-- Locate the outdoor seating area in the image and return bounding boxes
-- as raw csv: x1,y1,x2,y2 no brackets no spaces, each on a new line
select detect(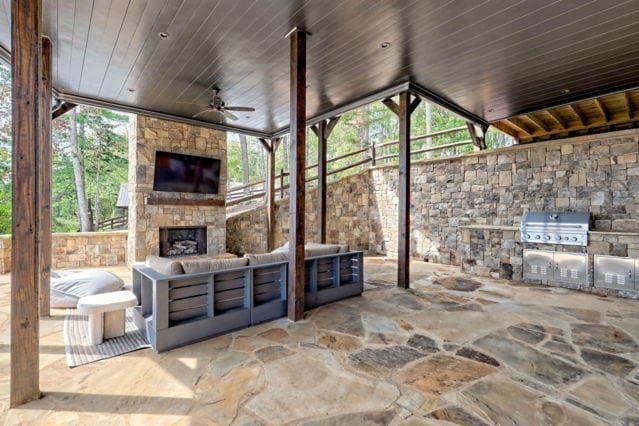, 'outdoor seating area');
1,1,639,423
1,260,638,423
